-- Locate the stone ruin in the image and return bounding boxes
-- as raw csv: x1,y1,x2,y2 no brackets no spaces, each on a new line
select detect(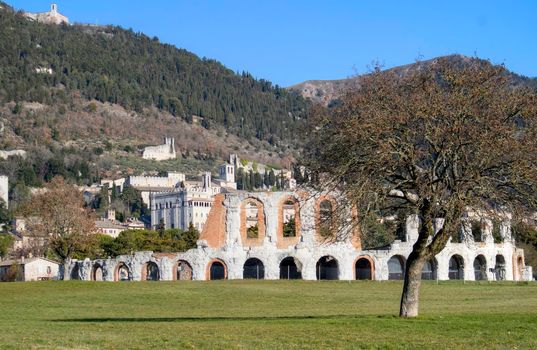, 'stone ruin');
70,190,533,282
